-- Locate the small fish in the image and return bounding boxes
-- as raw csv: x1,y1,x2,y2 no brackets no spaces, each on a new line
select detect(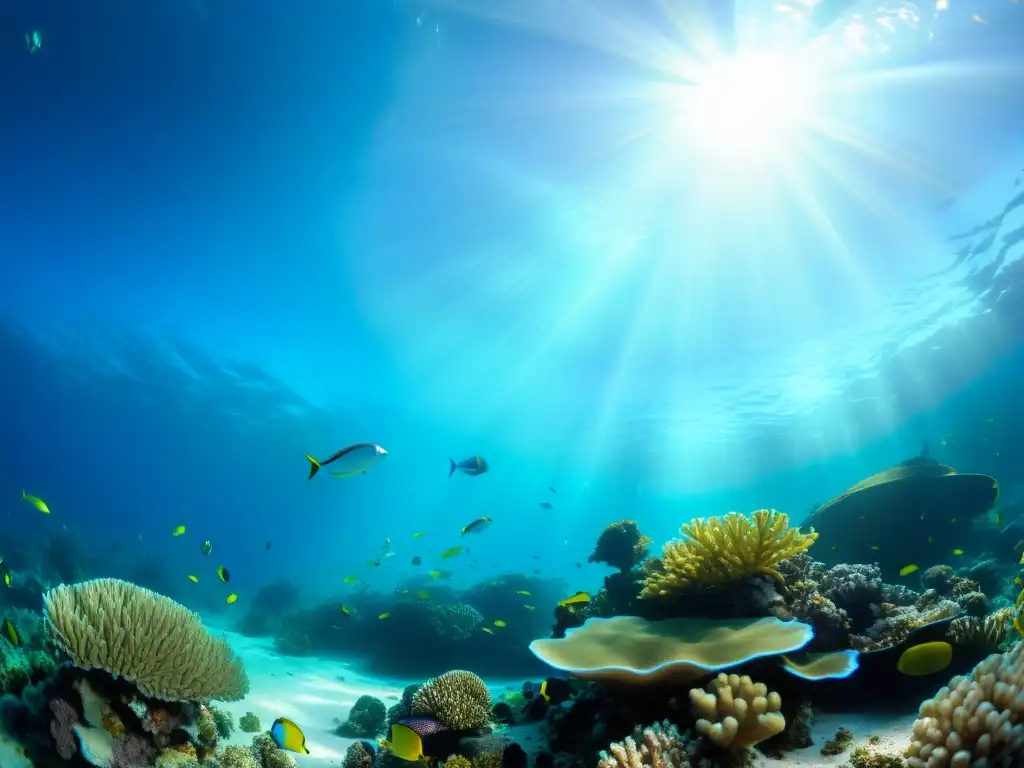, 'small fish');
481,627,495,635
995,512,1003,525
870,545,879,551
831,545,838,551
367,559,381,568
266,541,272,550
25,30,42,53
187,574,199,583
539,502,553,510
575,562,581,568
516,590,531,596
952,549,965,556
21,491,49,515
972,13,986,23
389,718,446,761
448,455,489,478
523,678,572,705
548,487,556,493
524,605,536,611
951,518,957,524
461,517,493,535
397,588,409,595
378,612,391,620
411,556,422,566
217,565,230,583
429,569,442,579
1,618,20,647
304,443,388,480
897,641,953,676
172,525,186,537
558,591,590,608
441,546,464,559
928,536,934,543
416,591,431,599
412,531,425,539
920,513,926,521
340,605,350,615
0,561,11,589
900,564,919,576
344,576,359,584
200,540,213,556
494,620,506,627
270,717,310,755
226,593,238,604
